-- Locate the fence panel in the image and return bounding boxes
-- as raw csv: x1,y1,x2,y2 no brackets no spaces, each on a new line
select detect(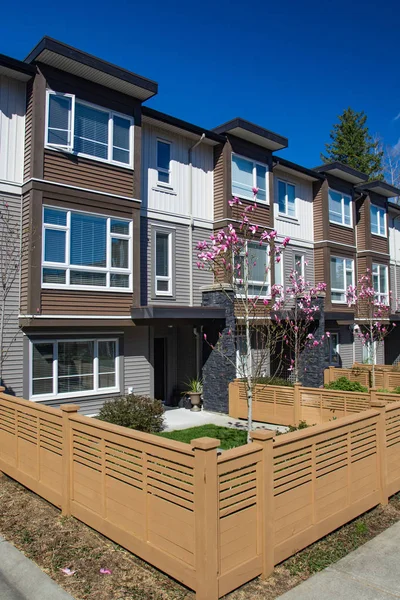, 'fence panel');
0,392,63,506
229,381,295,425
217,445,263,597
385,403,400,497
300,388,371,425
272,410,381,564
